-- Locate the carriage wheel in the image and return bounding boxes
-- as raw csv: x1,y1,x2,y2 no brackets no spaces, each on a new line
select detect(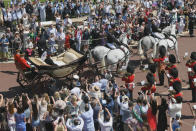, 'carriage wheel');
17,72,30,88
31,74,54,95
